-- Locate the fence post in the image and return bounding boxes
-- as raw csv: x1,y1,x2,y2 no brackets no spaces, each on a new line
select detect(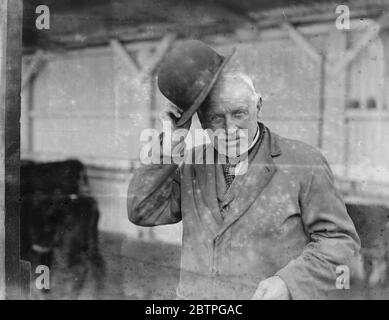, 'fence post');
0,0,23,300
